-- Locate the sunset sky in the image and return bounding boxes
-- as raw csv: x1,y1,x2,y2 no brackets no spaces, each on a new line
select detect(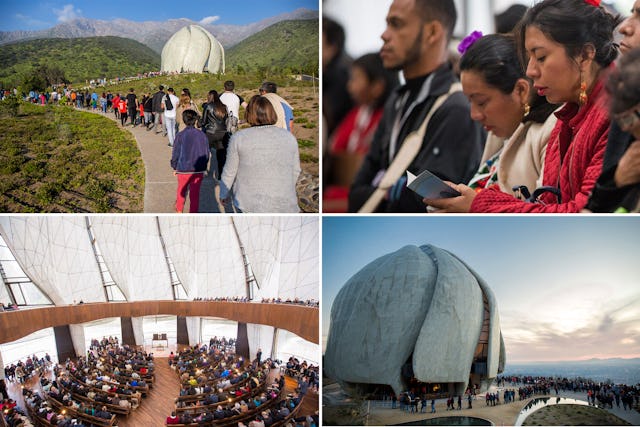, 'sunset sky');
322,216,640,364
